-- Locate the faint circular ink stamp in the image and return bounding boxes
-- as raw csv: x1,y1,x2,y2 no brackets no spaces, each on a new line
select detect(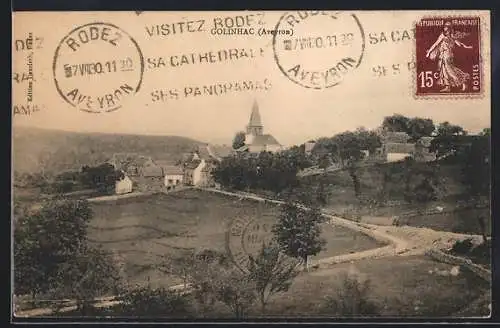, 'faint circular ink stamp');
53,22,145,113
225,215,275,272
272,11,366,89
